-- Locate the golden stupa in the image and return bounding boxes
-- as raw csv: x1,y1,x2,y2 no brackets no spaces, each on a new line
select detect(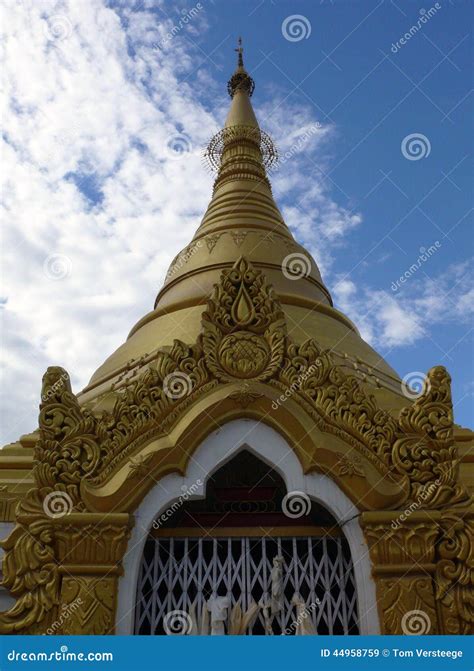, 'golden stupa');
82,43,401,412
0,42,472,636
